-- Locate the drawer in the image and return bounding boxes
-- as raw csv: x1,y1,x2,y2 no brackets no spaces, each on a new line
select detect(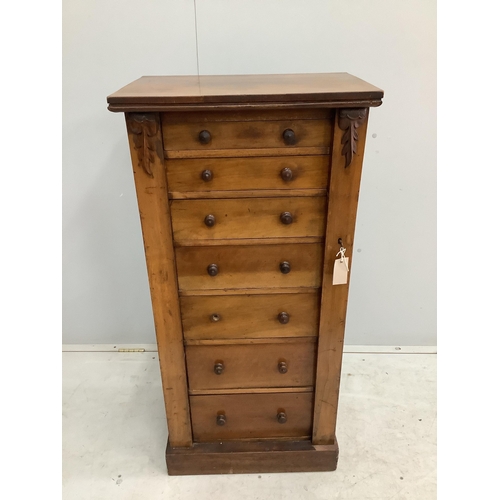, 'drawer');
176,243,323,291
185,341,316,391
190,392,314,442
162,112,332,152
171,197,327,243
180,293,320,340
166,156,330,194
